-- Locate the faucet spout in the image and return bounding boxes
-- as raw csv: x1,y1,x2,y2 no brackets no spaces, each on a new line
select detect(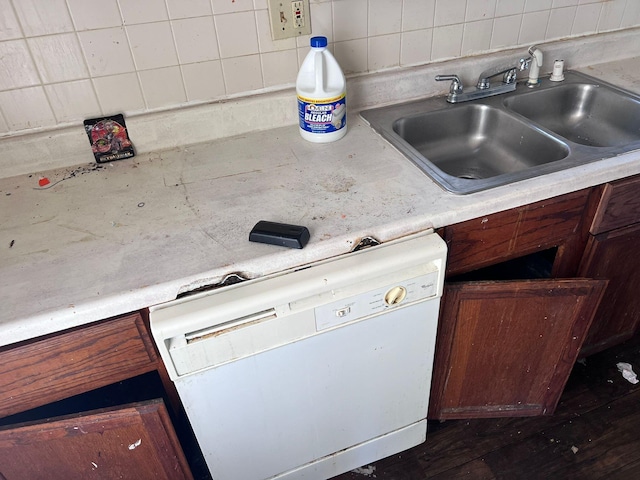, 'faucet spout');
476,56,531,90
